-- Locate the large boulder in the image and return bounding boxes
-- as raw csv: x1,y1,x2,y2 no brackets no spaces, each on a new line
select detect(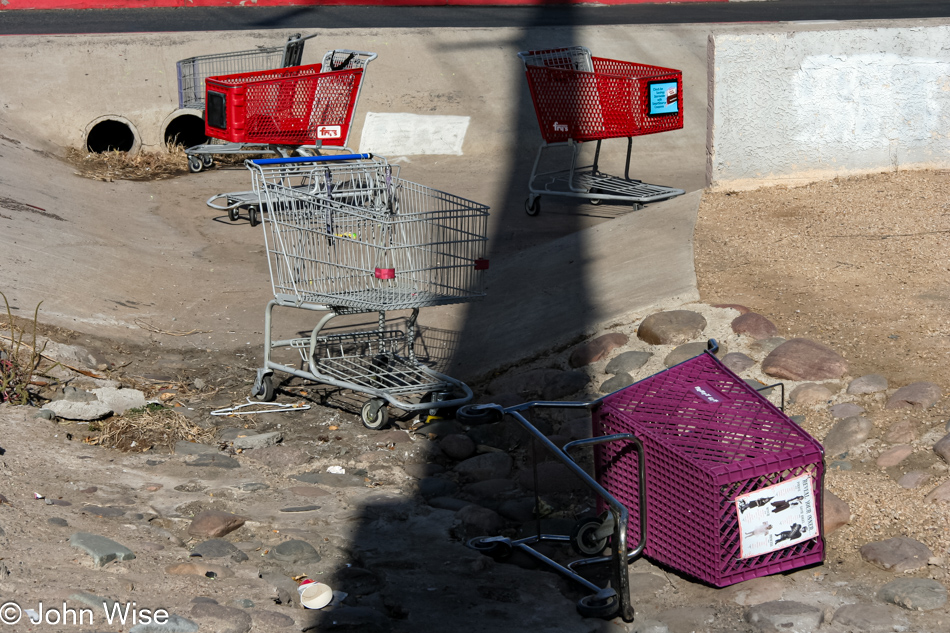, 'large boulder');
761,339,847,381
